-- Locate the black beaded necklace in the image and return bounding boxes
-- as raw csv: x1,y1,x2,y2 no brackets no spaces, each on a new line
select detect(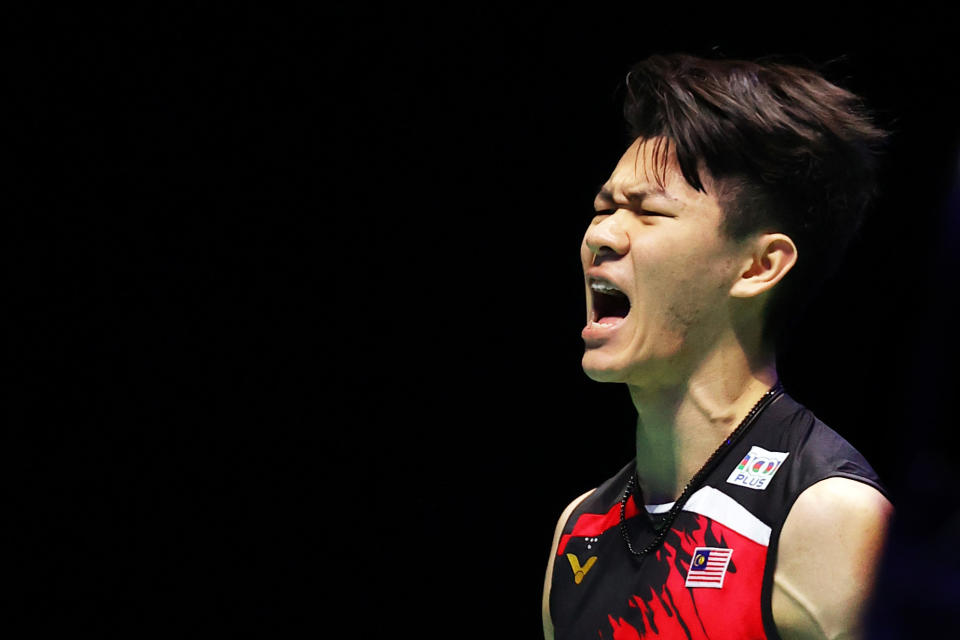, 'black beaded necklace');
618,382,784,559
